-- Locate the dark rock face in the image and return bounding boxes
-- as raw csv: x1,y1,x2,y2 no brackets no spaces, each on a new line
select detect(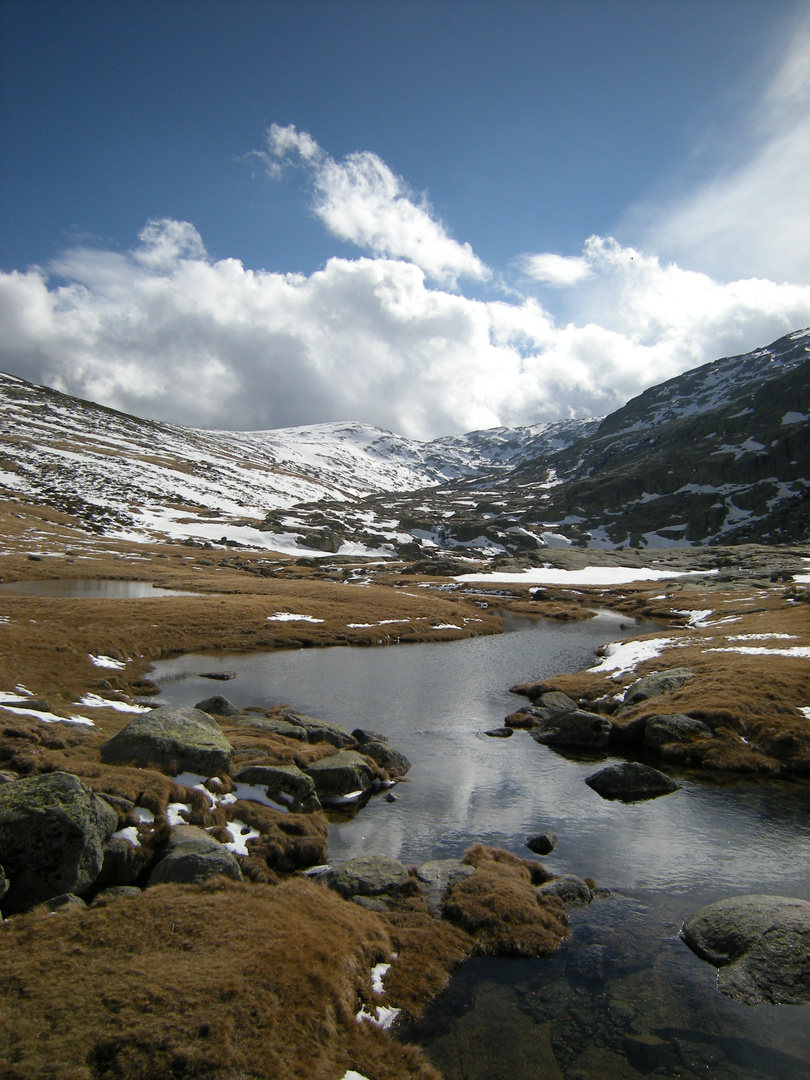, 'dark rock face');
99,706,234,776
354,736,411,775
536,874,592,908
643,713,713,750
485,727,514,738
680,894,810,1004
233,764,321,813
147,824,243,887
585,761,681,802
194,695,242,717
305,750,377,803
0,772,118,913
623,668,695,708
530,709,612,749
526,831,558,856
415,859,475,917
282,711,356,748
318,855,410,899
